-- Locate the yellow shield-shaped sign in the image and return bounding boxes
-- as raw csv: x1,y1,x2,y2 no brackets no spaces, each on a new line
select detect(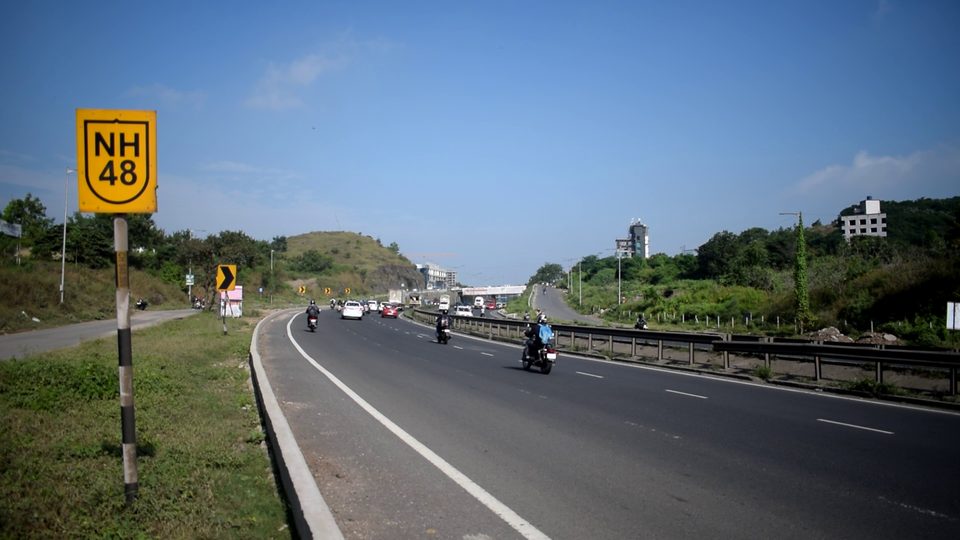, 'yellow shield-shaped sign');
76,109,157,213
